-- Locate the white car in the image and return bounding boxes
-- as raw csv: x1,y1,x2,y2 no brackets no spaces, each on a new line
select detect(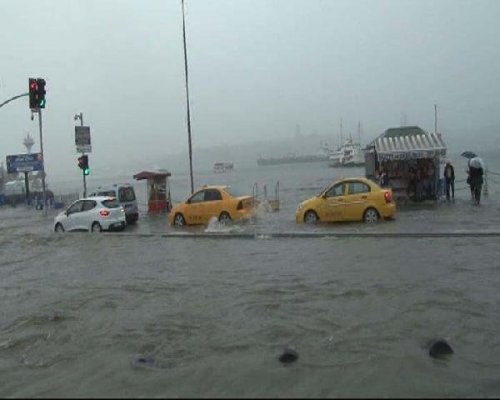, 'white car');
54,196,126,232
